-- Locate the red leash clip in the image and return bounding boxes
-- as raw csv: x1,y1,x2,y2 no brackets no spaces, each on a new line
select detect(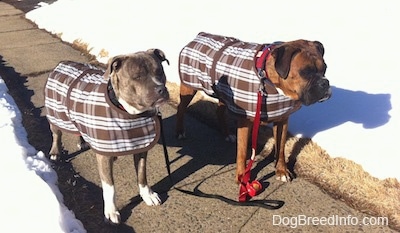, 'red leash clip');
238,91,263,202
246,180,262,197
239,180,263,202
238,152,263,202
